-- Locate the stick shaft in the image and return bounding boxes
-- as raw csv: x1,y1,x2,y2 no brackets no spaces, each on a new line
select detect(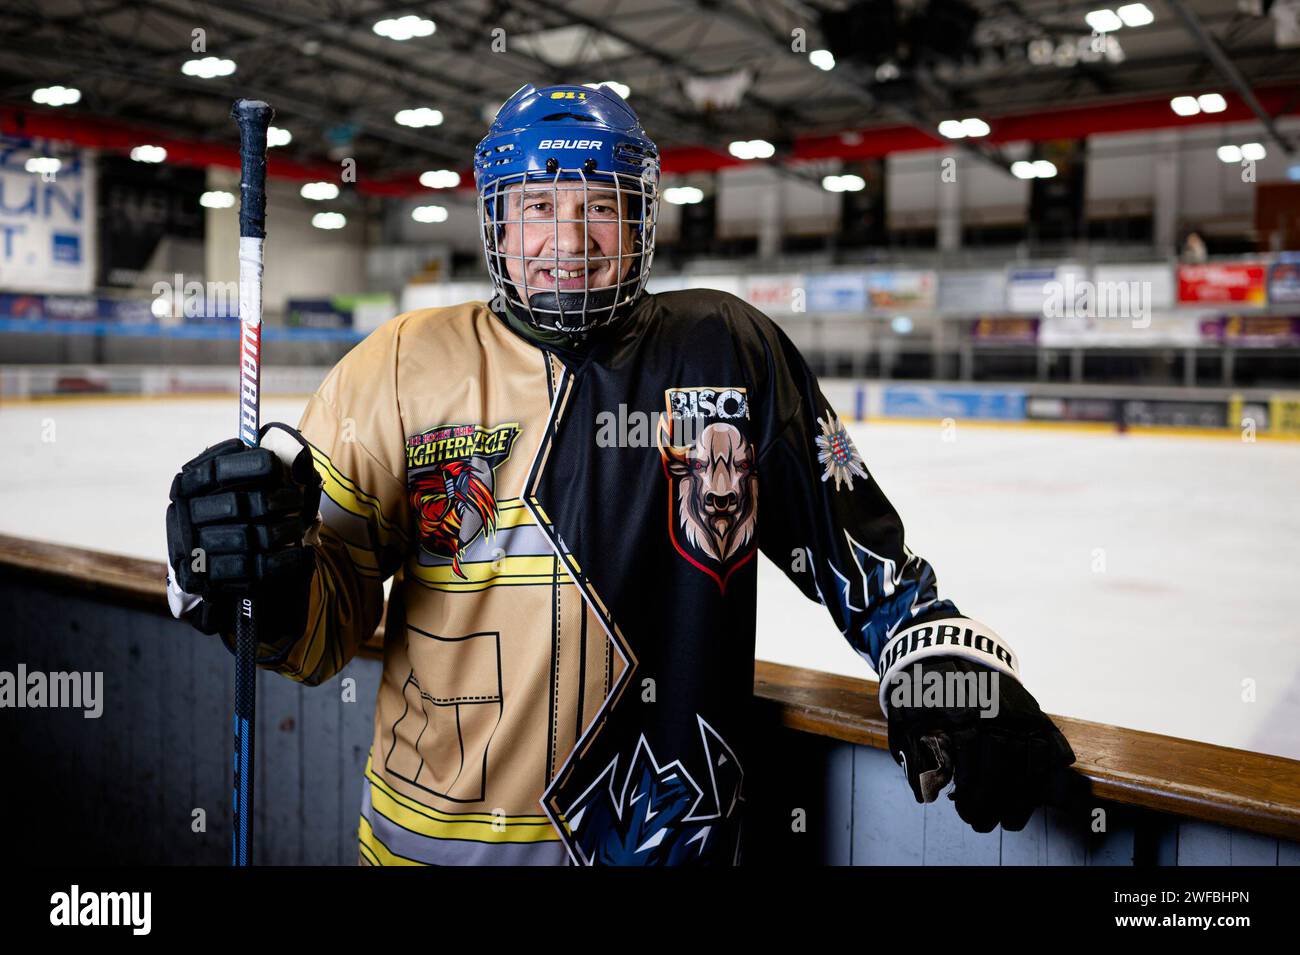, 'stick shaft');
231,97,273,867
